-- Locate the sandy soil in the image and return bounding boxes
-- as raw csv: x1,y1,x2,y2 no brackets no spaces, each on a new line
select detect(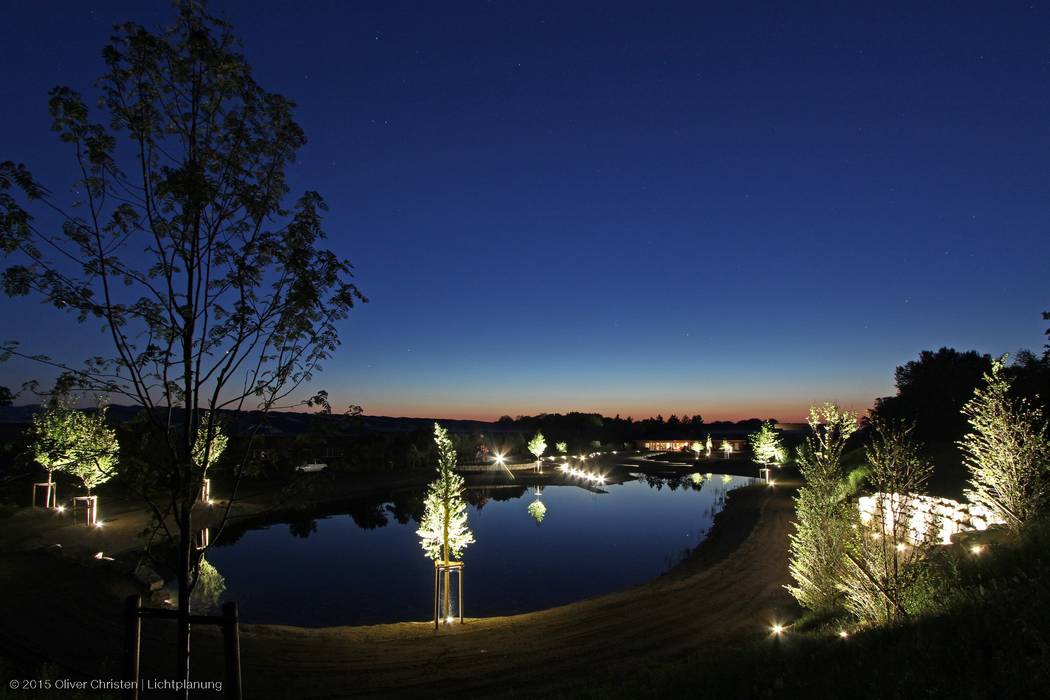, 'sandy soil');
0,476,799,698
